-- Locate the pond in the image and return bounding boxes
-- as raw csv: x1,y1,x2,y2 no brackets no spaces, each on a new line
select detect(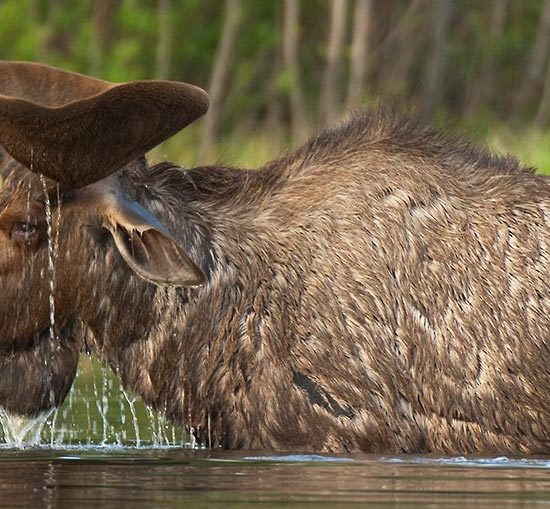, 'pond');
1,358,550,508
